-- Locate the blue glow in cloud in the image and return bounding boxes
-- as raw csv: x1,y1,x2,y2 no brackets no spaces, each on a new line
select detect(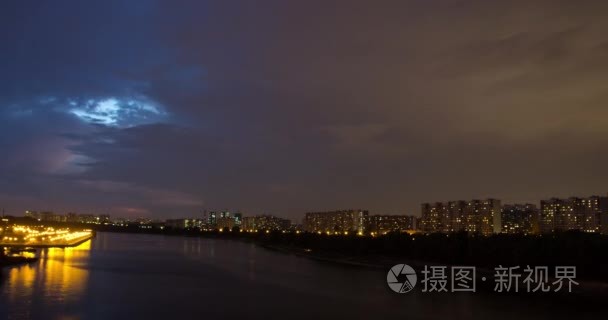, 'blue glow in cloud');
68,97,167,127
